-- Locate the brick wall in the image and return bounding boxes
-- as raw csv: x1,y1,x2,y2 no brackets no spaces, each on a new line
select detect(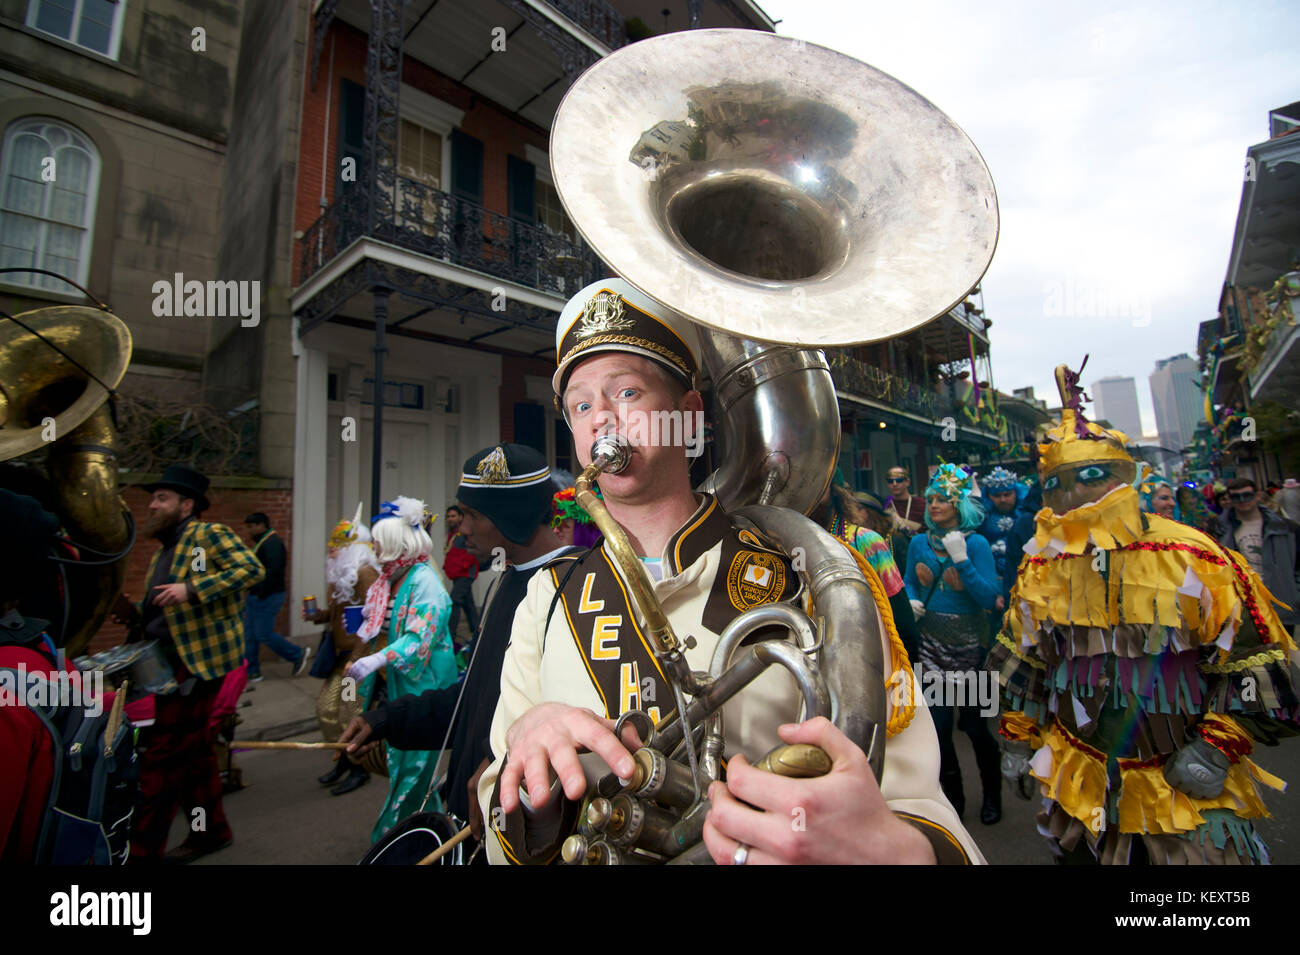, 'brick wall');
89,485,295,657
